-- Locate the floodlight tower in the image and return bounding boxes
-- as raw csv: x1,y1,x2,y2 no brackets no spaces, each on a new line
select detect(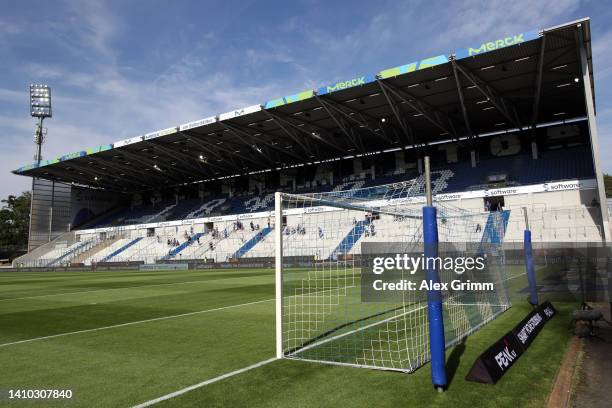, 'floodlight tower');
27,84,52,252
29,84,52,164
